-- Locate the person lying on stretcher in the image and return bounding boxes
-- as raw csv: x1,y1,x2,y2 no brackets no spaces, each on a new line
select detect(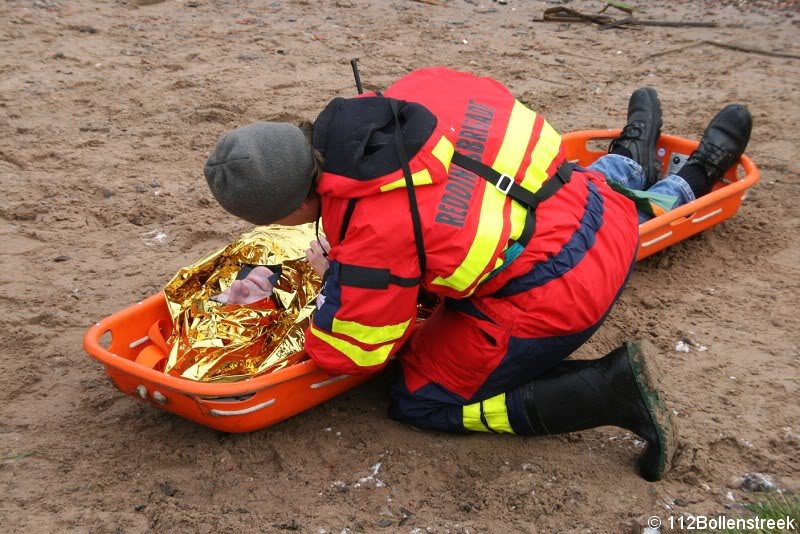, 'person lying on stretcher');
203,68,752,482
212,235,331,305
